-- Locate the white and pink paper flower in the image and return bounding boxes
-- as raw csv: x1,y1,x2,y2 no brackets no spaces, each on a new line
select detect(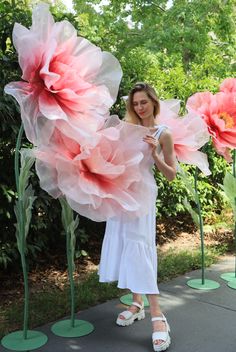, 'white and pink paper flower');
157,100,211,175
220,78,236,93
4,2,122,145
187,85,236,162
33,119,155,221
